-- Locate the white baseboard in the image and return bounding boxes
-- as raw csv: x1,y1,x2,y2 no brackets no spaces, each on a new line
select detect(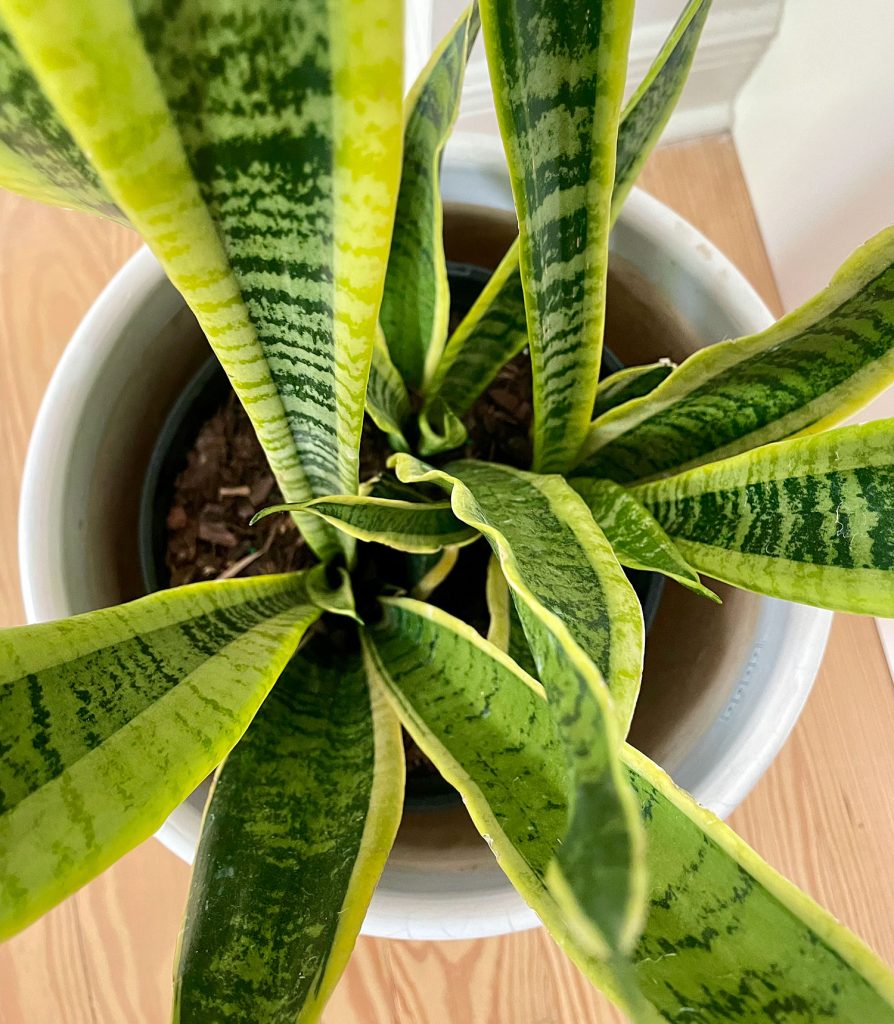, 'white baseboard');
406,0,784,144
